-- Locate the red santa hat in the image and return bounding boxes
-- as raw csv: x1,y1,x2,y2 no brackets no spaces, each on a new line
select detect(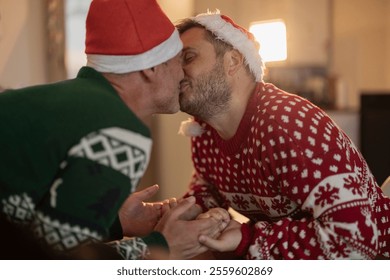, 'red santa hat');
85,0,183,73
191,11,264,82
